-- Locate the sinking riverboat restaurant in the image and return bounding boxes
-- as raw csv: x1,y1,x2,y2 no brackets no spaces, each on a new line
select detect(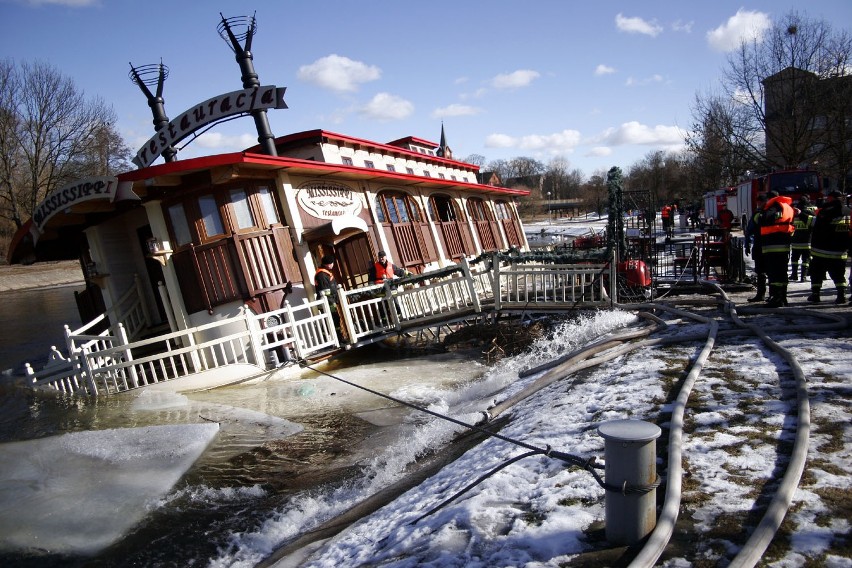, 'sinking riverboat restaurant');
7,16,615,396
